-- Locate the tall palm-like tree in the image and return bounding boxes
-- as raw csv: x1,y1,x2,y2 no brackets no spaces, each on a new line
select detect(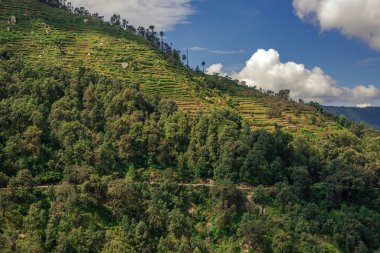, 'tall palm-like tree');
122,19,128,30
149,25,155,32
159,31,164,50
110,14,121,26
137,26,145,37
201,61,206,73
148,25,156,41
186,48,189,67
